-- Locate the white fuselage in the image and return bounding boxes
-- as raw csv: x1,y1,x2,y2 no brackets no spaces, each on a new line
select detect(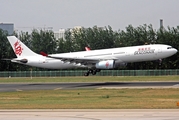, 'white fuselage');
12,44,177,69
